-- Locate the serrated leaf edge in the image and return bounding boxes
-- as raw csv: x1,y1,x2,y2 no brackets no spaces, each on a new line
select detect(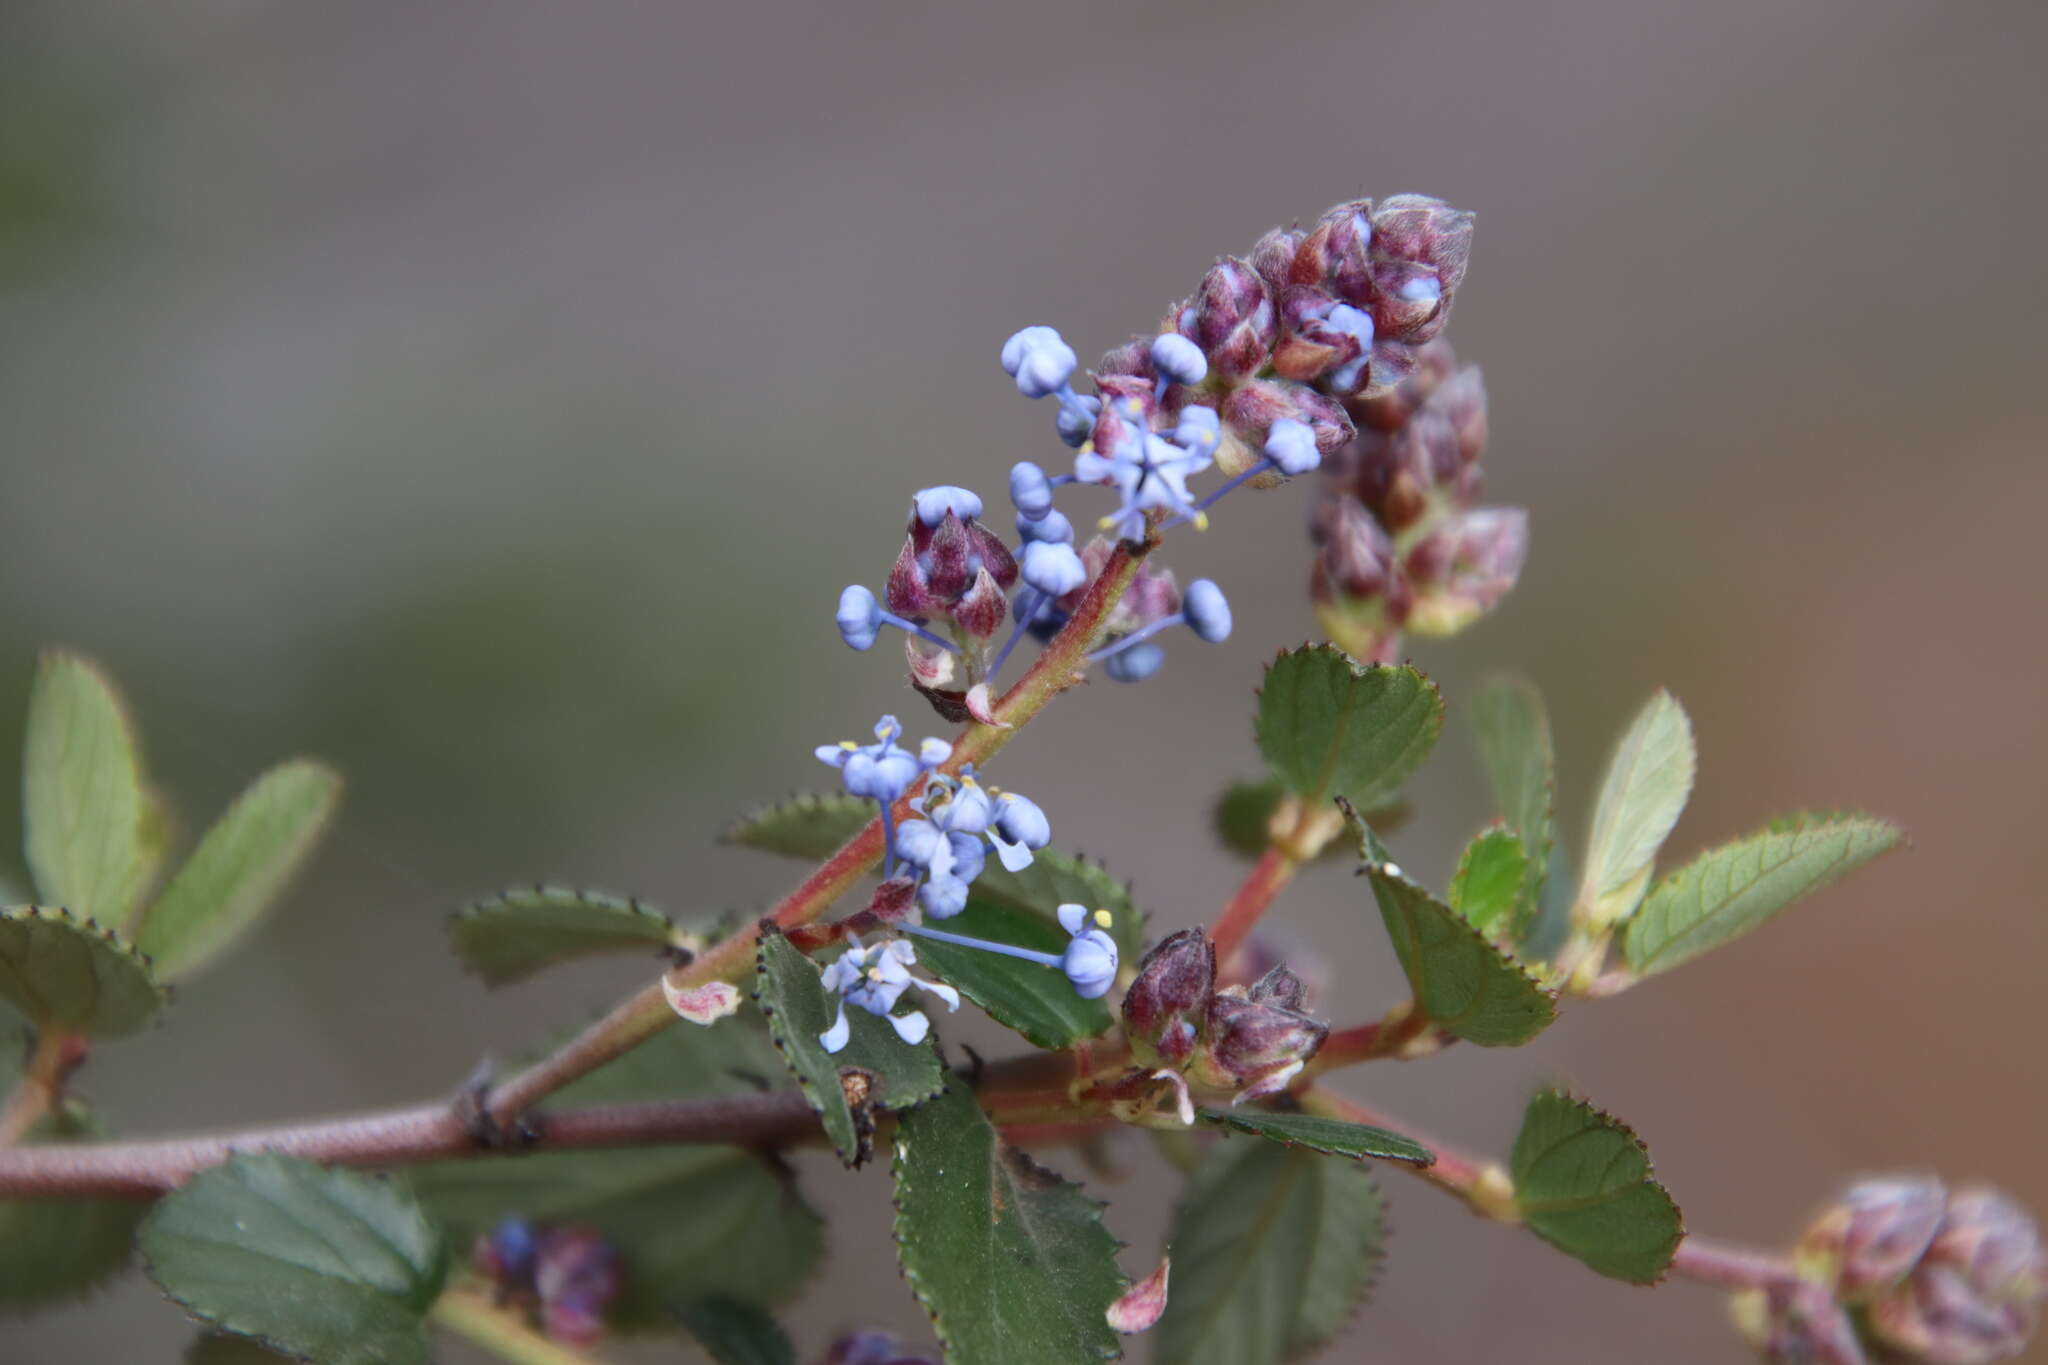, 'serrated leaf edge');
1511,1088,1685,1286
0,904,169,1030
